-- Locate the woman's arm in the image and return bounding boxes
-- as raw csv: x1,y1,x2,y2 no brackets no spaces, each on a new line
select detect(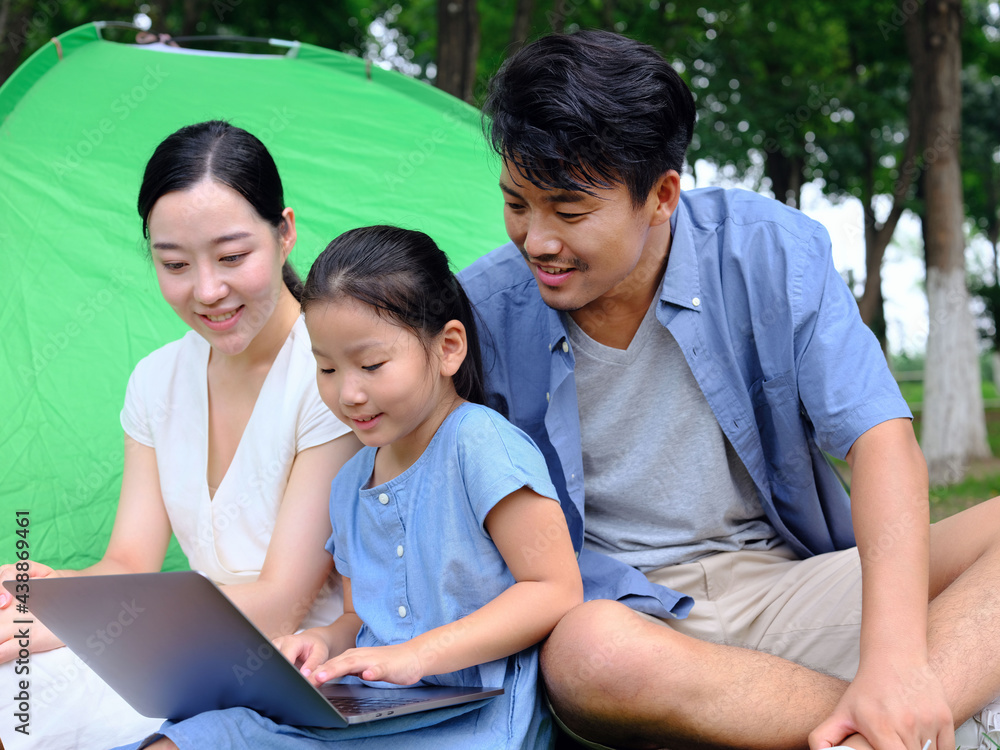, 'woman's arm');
218,432,362,639
275,576,363,680
311,487,583,685
0,435,174,661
